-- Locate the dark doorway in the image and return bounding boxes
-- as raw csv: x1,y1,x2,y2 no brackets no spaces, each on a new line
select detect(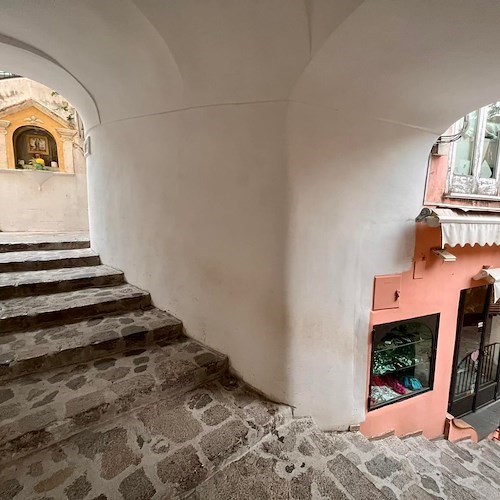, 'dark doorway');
449,285,500,417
